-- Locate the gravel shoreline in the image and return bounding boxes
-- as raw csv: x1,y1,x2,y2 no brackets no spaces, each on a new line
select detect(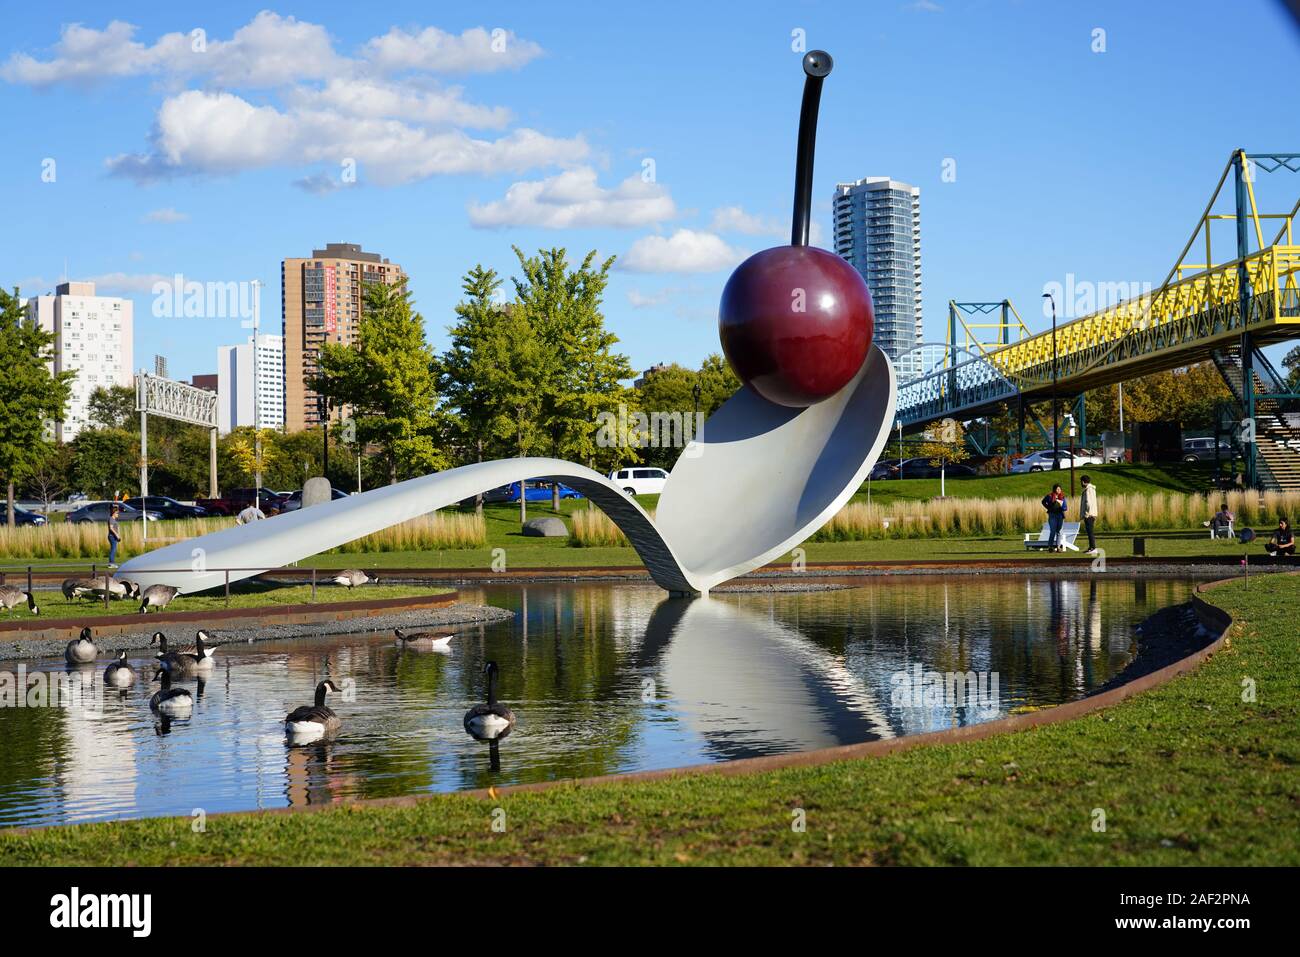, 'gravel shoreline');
0,603,514,663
